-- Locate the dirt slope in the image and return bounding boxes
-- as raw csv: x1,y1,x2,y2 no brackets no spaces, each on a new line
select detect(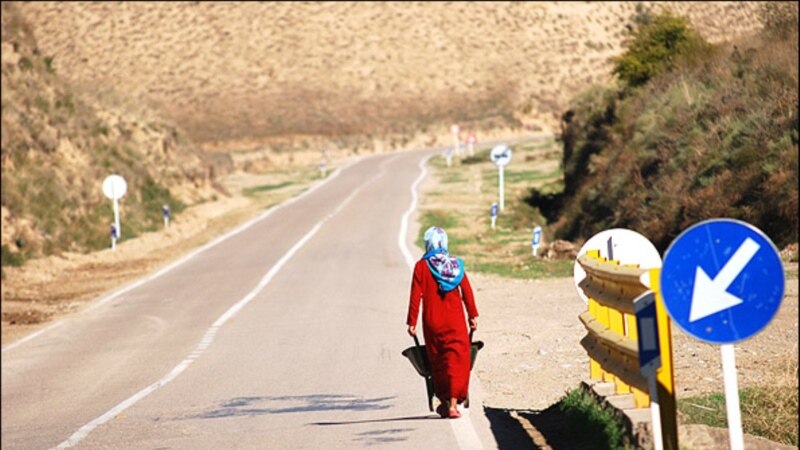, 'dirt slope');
16,2,765,147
